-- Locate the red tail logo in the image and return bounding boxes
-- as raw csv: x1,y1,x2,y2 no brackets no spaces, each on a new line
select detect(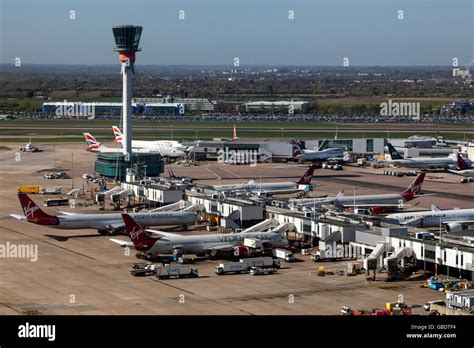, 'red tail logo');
232,125,238,140
18,193,59,225
112,126,123,143
457,154,469,170
401,173,425,201
83,133,101,151
290,139,302,158
121,214,157,251
296,164,317,185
